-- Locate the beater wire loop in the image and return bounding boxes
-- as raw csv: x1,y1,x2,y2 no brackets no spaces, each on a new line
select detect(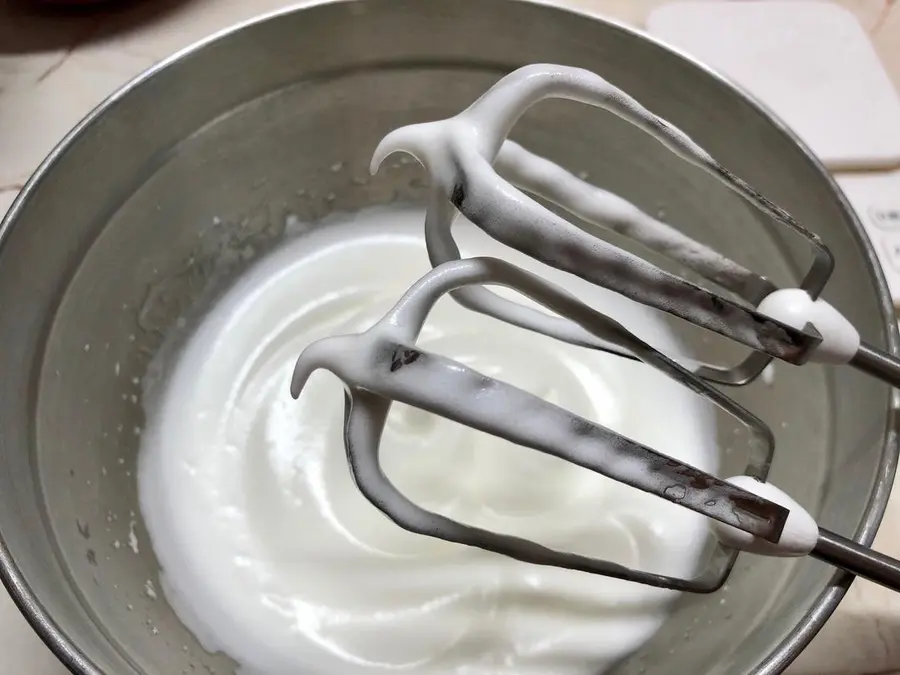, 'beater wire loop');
292,257,782,592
